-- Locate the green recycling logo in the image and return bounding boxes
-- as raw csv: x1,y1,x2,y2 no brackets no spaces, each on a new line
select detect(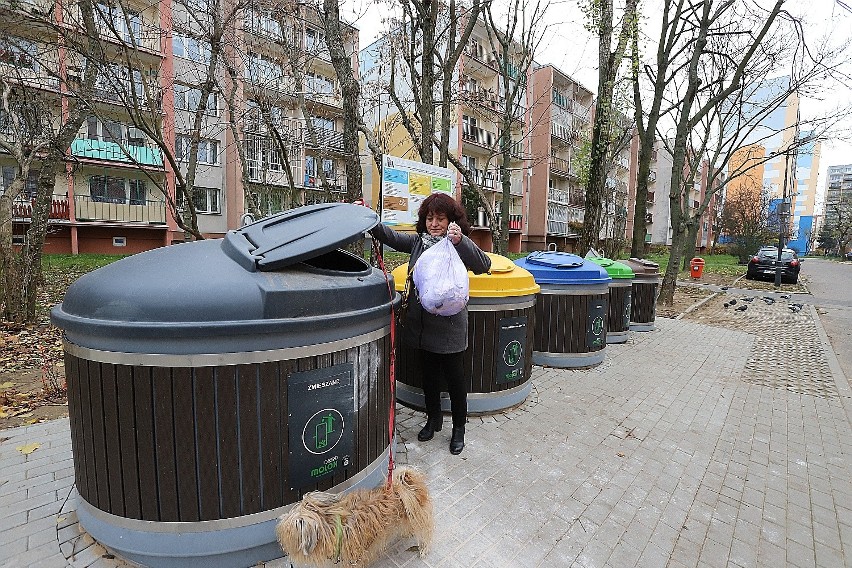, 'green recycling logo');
591,315,604,337
303,409,345,455
503,340,523,367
